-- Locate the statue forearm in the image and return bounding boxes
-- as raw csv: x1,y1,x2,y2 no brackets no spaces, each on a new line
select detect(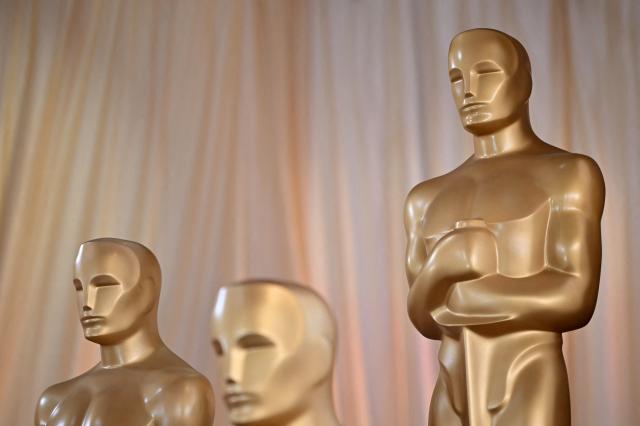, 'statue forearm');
408,270,444,339
407,227,498,339
435,268,598,332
